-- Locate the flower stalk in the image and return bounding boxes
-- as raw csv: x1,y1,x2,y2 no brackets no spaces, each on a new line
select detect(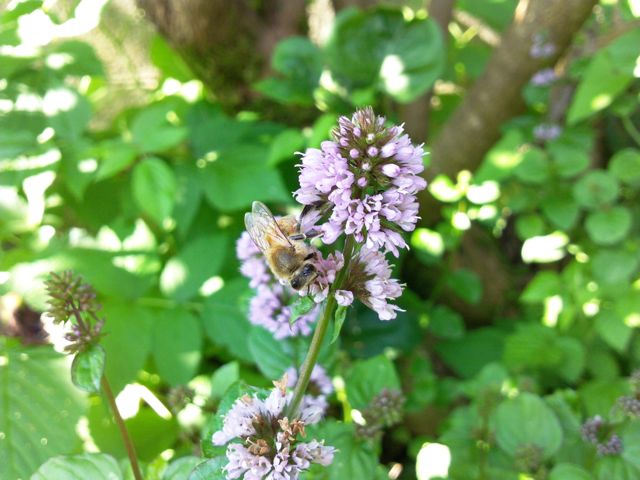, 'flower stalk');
287,235,356,418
